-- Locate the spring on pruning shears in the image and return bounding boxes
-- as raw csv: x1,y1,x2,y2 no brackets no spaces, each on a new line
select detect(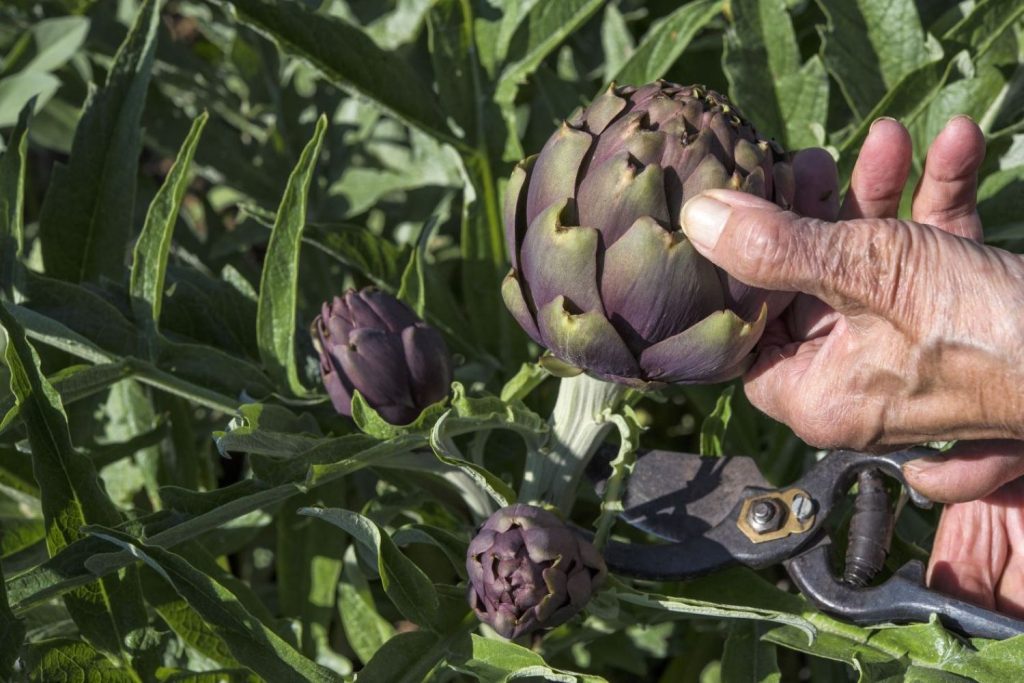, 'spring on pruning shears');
843,469,895,586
